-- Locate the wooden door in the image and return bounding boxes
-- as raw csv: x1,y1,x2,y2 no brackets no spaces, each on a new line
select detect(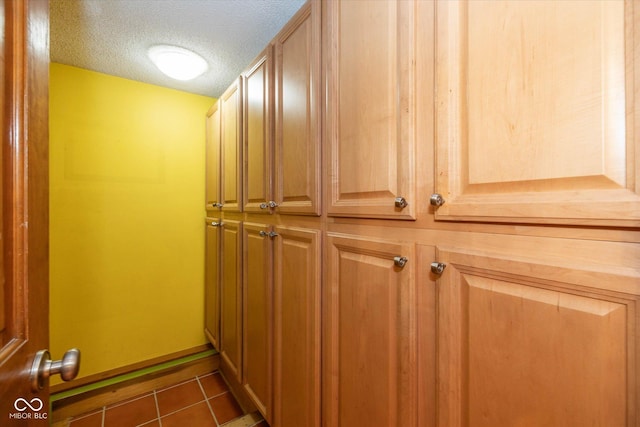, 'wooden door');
220,78,243,212
204,218,222,350
436,247,639,426
0,0,51,424
205,102,221,211
434,0,640,226
243,47,274,214
273,226,321,427
324,0,417,220
274,0,321,216
220,220,243,382
324,233,421,426
242,223,273,420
